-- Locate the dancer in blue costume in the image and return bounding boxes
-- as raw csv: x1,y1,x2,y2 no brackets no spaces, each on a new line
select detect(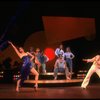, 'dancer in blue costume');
8,41,39,92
